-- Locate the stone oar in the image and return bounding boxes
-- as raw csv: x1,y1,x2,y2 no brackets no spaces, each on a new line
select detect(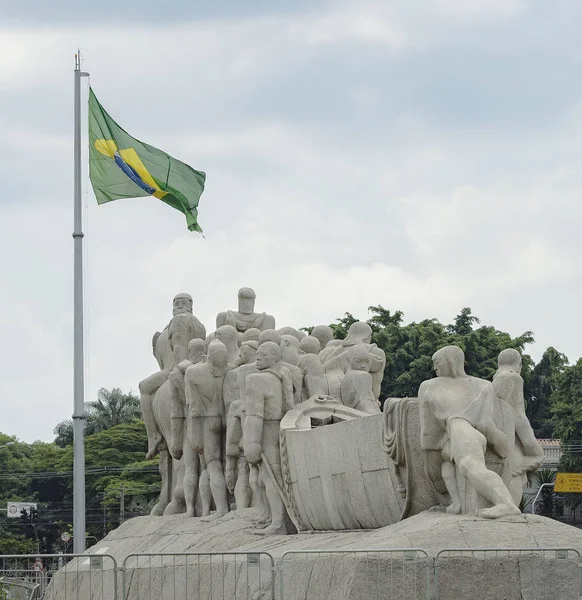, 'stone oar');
260,452,303,532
